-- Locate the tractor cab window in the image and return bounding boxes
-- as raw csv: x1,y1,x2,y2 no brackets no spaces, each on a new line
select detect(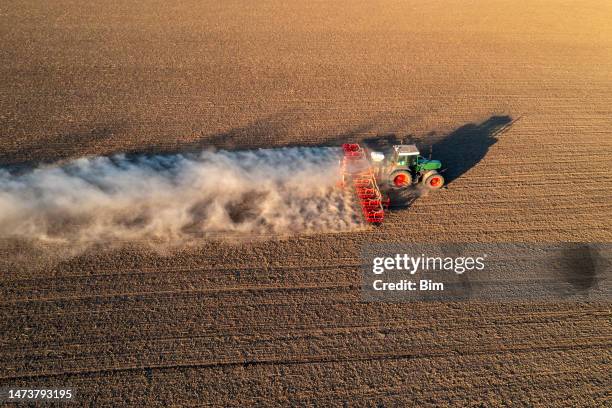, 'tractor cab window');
397,156,408,166
401,155,417,166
